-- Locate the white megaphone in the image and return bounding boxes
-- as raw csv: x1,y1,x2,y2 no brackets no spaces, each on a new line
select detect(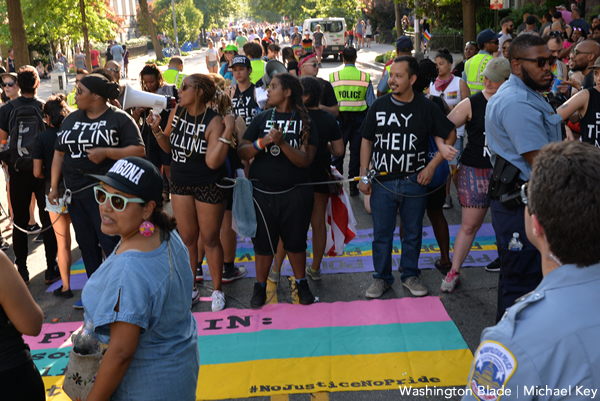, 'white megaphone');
122,84,177,115
261,60,288,89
